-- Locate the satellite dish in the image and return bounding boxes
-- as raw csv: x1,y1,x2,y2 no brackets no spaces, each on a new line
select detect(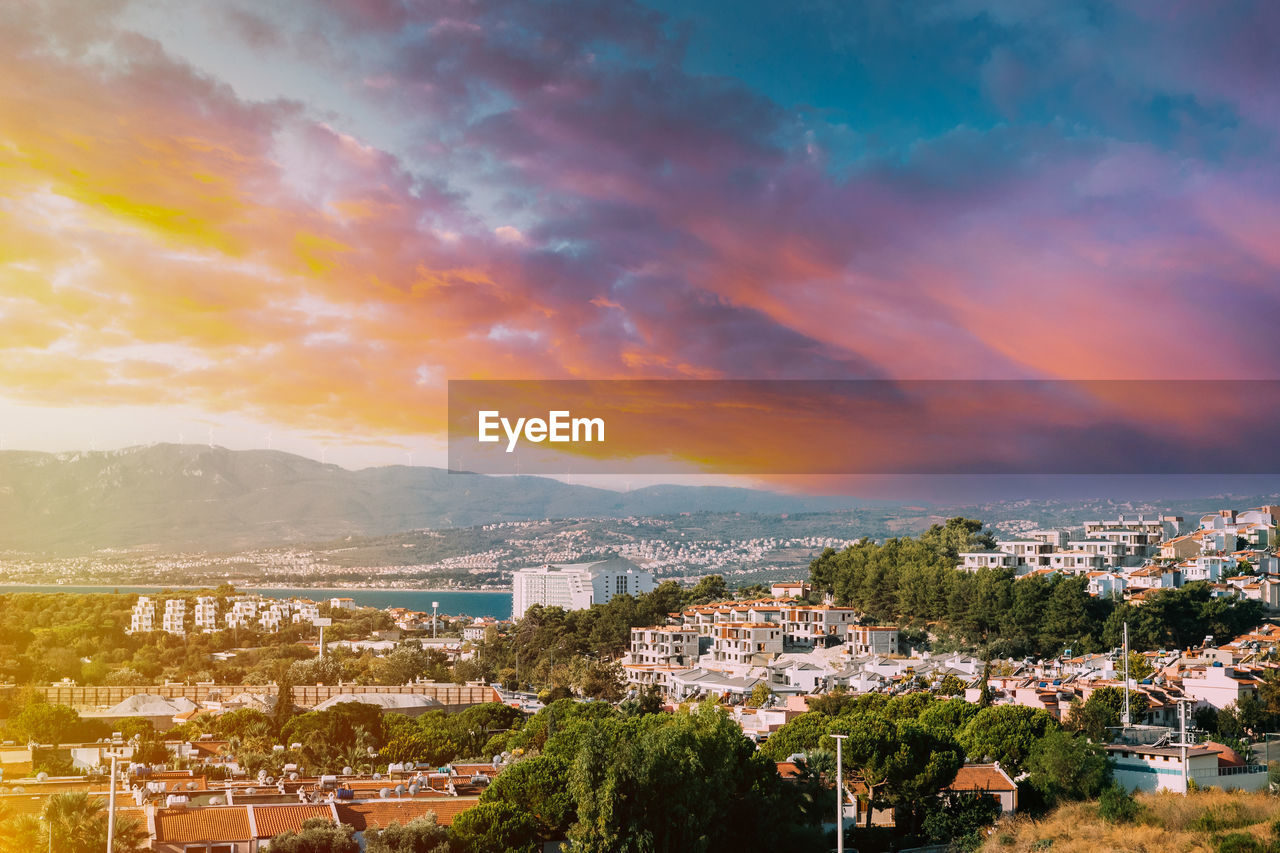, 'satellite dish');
289,772,299,781
408,784,419,795
245,787,256,795
36,772,48,782
343,766,353,776
373,772,382,780
209,796,223,805
379,787,390,798
394,784,405,796
187,782,198,790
